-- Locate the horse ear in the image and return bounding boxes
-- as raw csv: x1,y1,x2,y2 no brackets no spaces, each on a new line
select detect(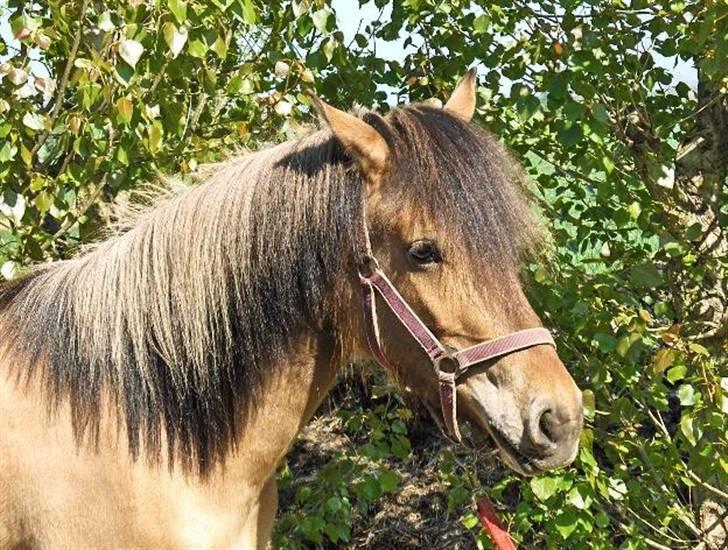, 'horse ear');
444,68,477,122
310,96,390,180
